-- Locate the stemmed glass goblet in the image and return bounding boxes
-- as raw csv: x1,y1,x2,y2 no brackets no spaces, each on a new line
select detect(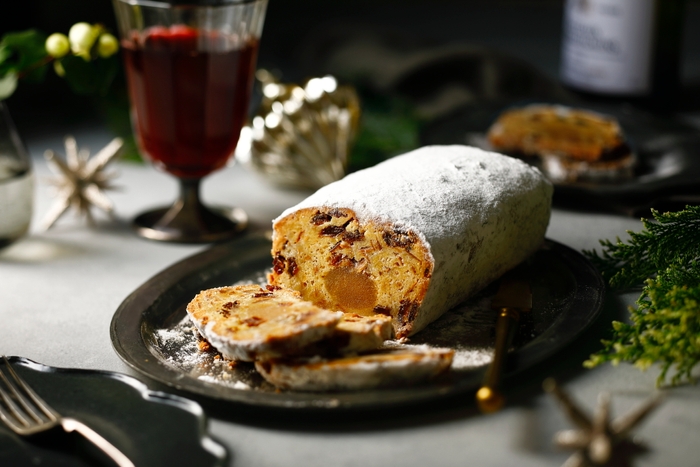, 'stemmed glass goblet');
113,0,268,242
